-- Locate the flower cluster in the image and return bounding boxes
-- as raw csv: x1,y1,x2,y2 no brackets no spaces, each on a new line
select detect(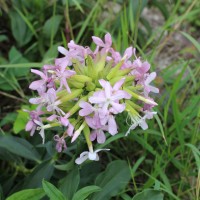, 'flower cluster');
26,33,158,164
